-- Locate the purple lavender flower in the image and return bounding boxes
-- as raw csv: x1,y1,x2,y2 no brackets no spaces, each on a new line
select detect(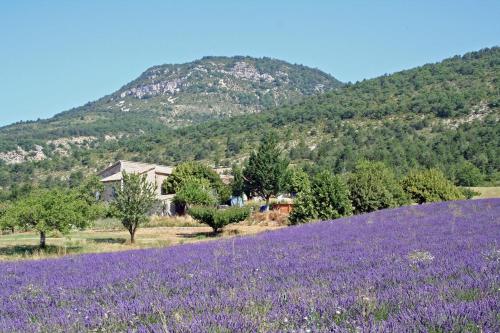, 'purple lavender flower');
0,199,498,332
